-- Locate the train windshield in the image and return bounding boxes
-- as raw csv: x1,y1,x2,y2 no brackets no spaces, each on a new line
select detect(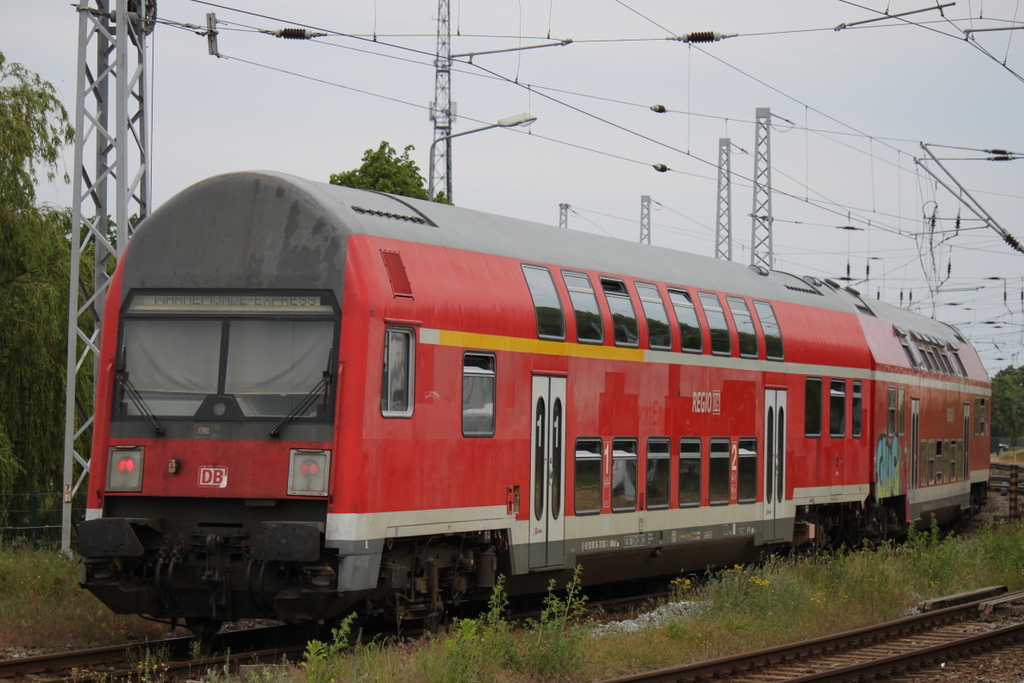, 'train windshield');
116,292,337,421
